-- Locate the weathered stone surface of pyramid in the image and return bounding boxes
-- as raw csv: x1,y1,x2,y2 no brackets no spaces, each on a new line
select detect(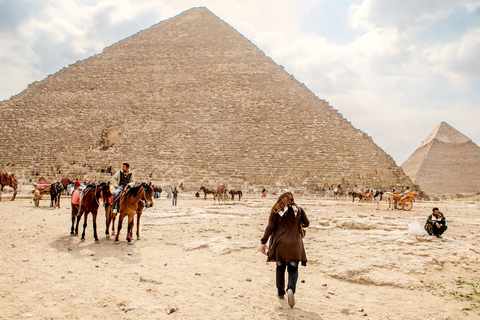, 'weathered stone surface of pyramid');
0,7,414,193
401,122,480,195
